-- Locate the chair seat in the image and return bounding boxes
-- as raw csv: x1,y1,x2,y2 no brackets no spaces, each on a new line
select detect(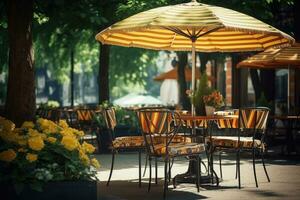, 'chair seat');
206,136,264,149
113,136,144,148
154,142,206,156
152,134,192,144
112,134,192,149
